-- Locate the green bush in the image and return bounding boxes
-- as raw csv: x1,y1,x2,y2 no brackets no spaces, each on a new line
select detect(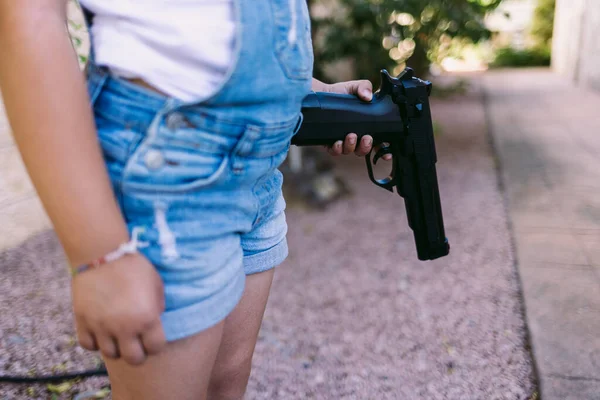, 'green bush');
489,0,555,69
530,0,555,47
490,46,551,68
309,0,502,82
